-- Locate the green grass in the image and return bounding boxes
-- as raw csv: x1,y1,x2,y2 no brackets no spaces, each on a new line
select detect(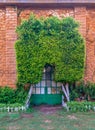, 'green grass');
0,109,95,130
